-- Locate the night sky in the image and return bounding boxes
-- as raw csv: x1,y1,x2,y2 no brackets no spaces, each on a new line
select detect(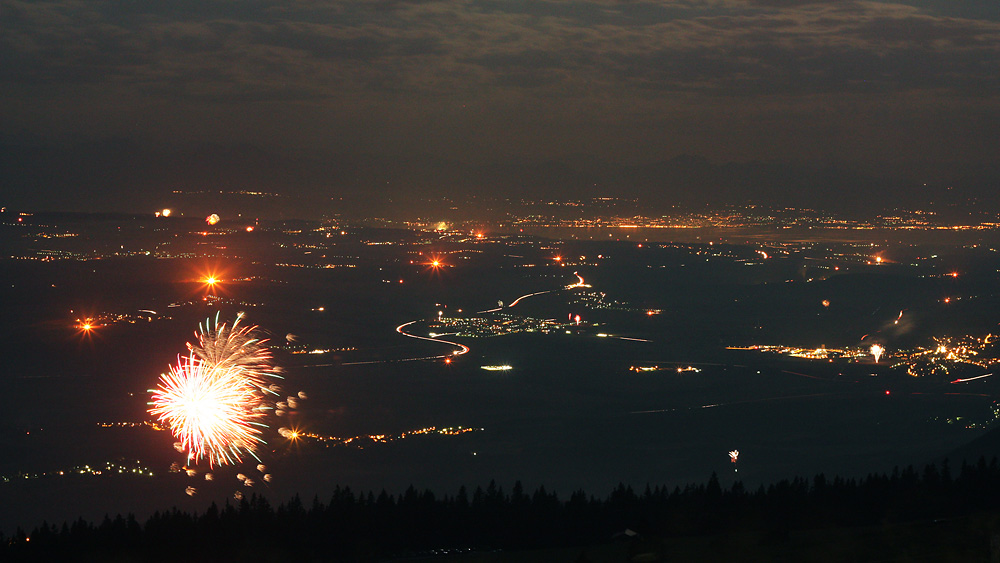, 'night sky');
2,0,998,213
